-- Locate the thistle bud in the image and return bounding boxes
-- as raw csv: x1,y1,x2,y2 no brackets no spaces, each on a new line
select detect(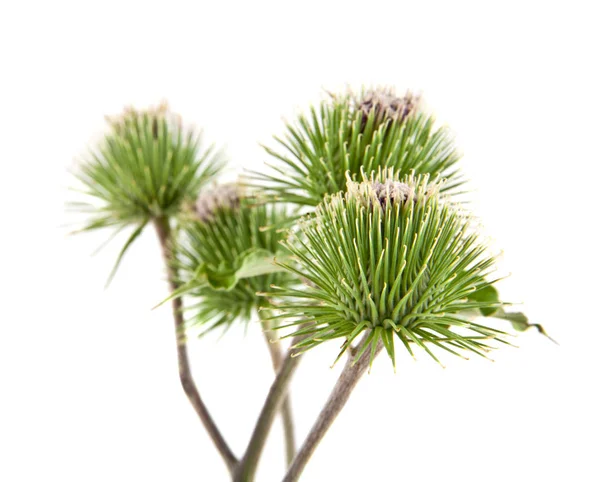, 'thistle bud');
252,86,458,207
71,102,224,284
176,196,294,335
273,170,505,368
